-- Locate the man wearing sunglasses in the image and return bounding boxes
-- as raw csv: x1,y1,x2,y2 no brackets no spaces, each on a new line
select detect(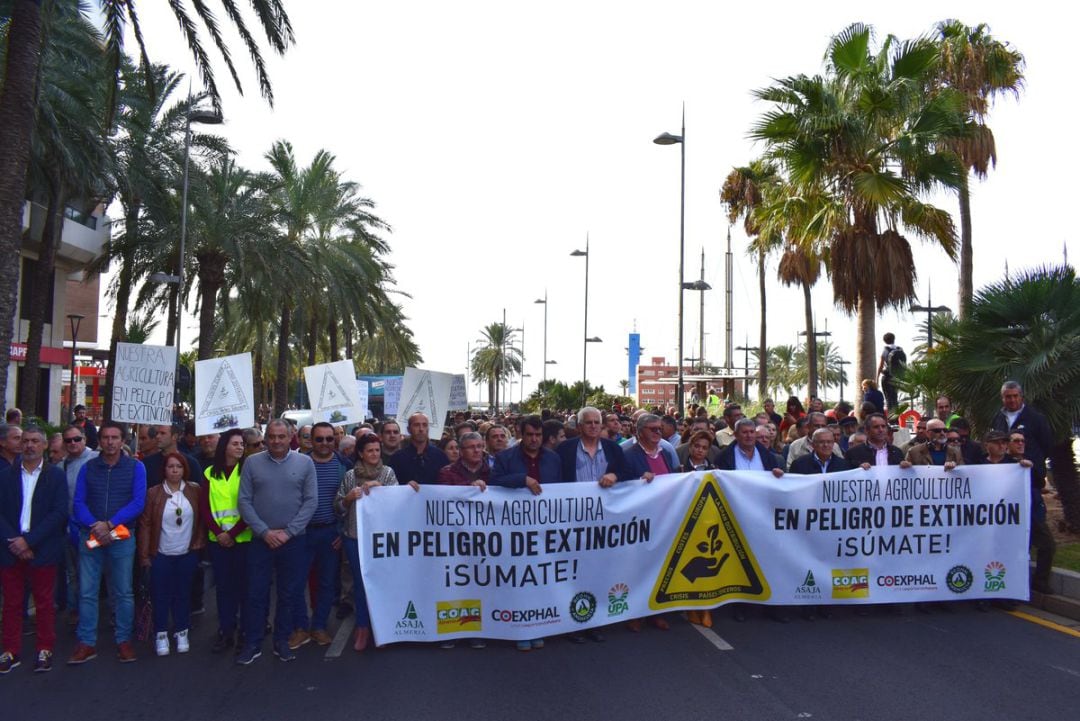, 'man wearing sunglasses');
904,419,962,469
60,426,97,621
